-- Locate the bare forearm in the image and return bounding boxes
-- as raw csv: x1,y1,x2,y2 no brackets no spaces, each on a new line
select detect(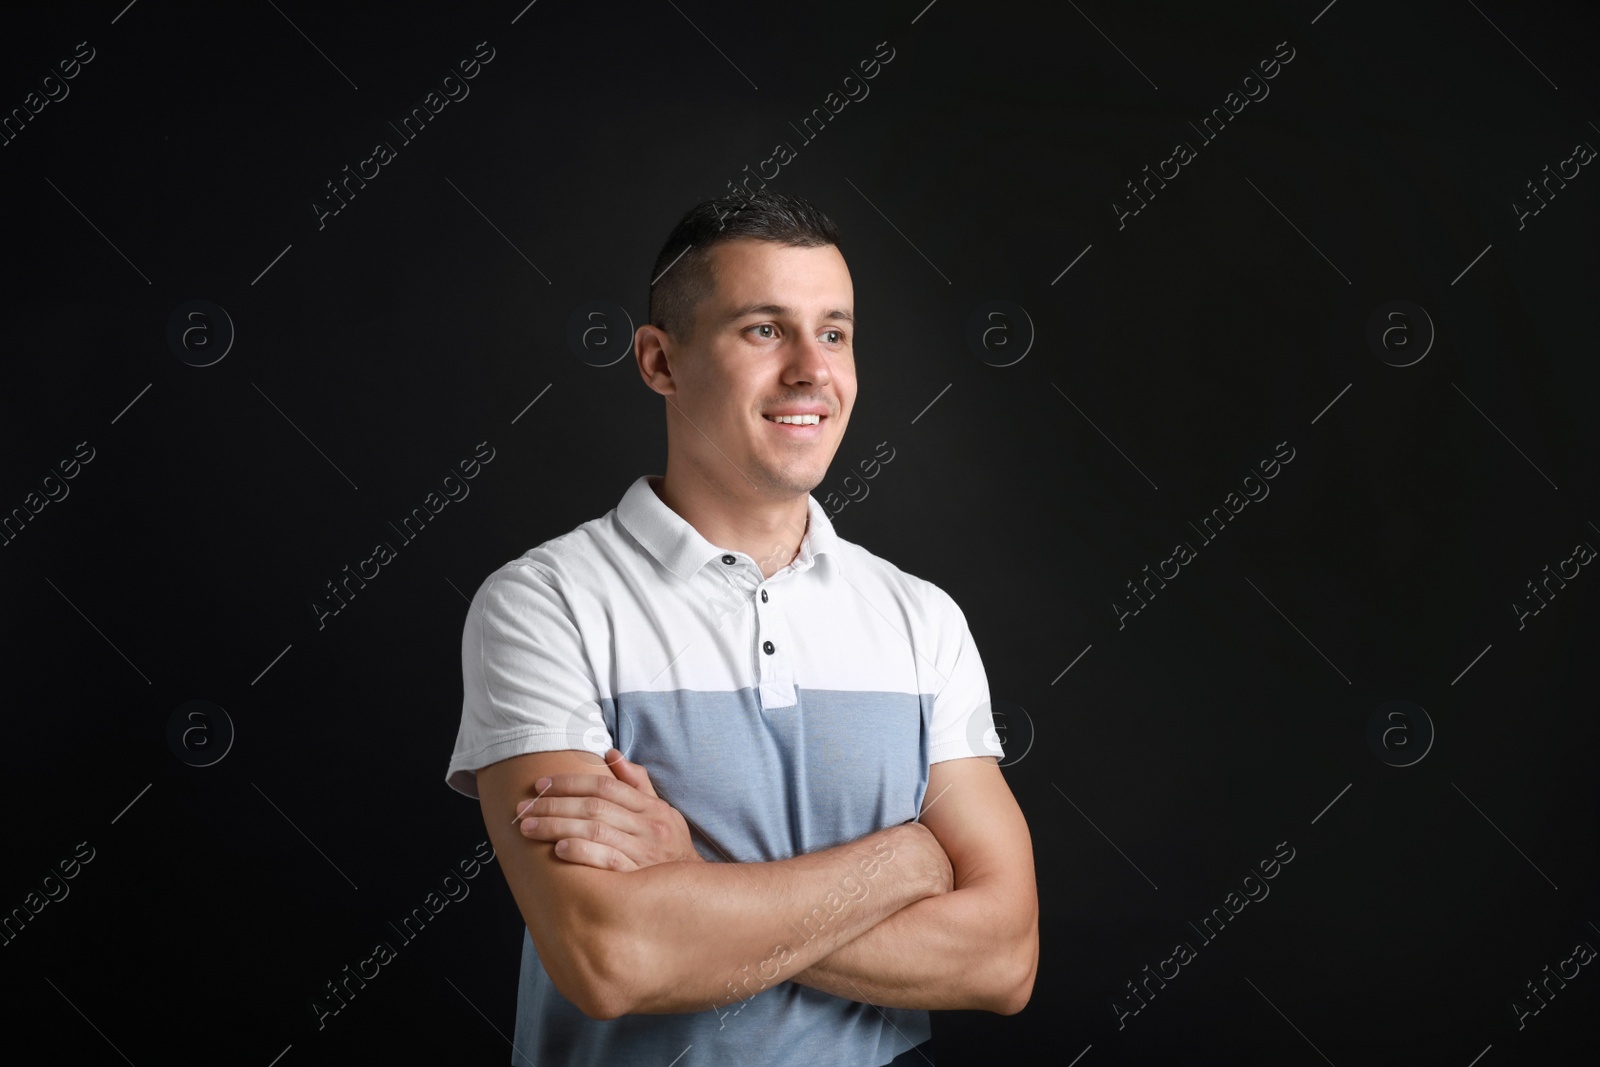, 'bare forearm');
790,879,1035,1012
598,821,948,1016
